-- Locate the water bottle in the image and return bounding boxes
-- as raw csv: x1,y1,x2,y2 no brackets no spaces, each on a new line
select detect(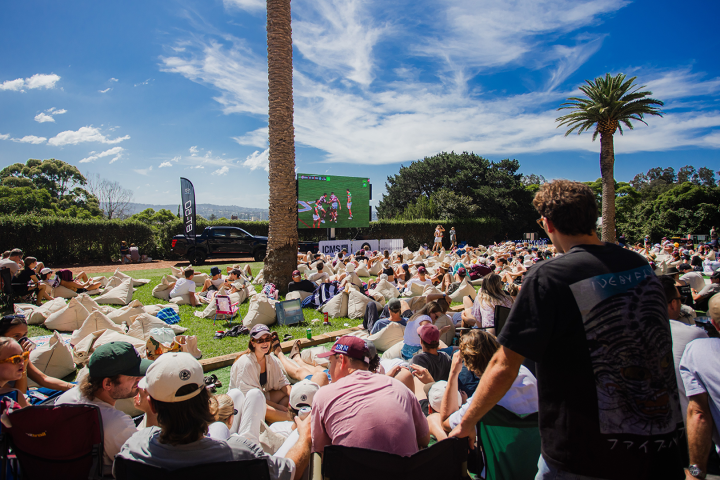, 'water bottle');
298,407,311,420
